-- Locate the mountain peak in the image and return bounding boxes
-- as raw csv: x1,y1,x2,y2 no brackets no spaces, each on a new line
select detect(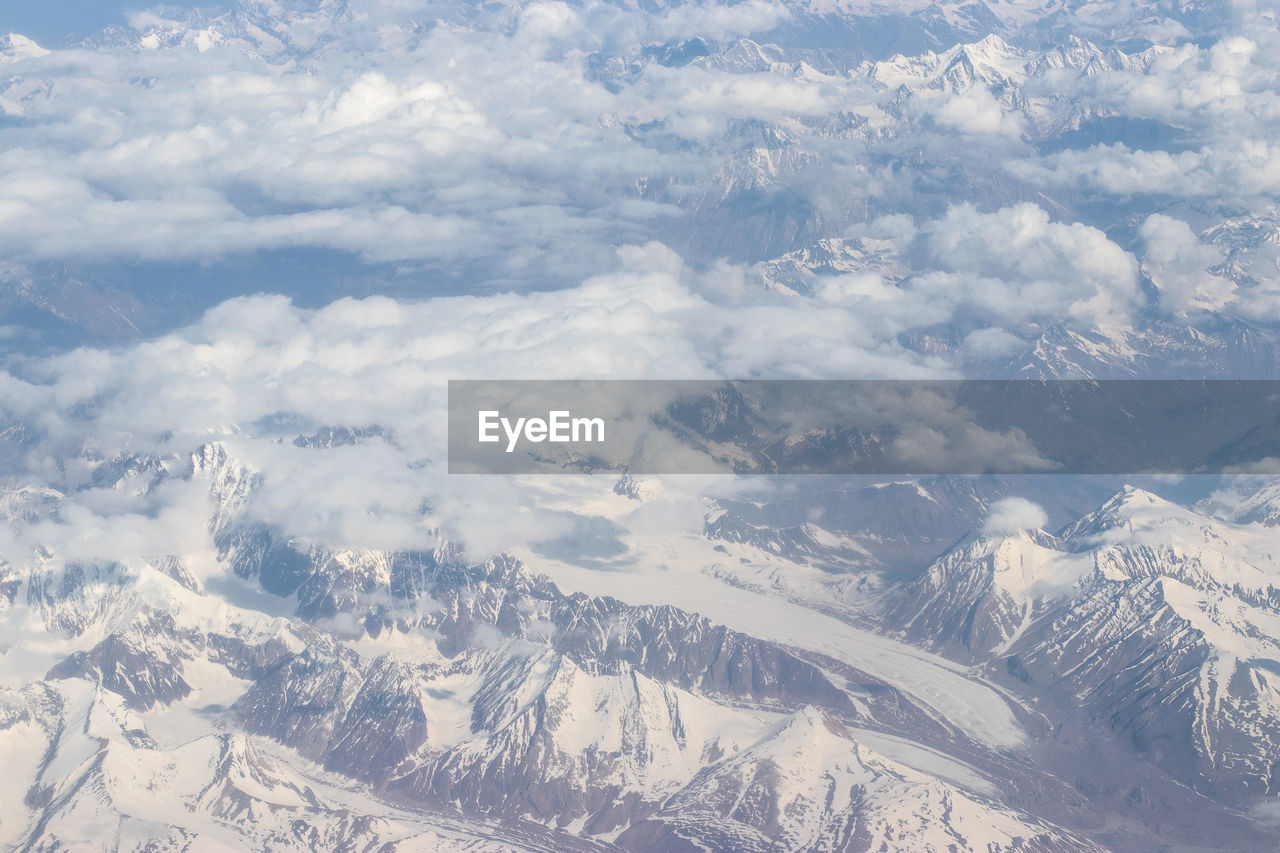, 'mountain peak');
970,32,1015,56
1228,481,1280,526
1,33,49,61
1110,483,1165,506
1101,484,1187,517
765,704,851,745
943,526,1082,599
1061,485,1187,539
